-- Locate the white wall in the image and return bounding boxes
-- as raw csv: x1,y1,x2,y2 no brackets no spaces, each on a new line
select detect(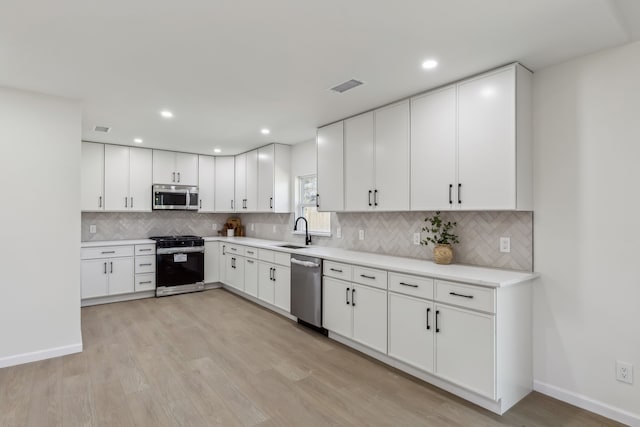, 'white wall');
533,41,640,424
0,87,82,366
